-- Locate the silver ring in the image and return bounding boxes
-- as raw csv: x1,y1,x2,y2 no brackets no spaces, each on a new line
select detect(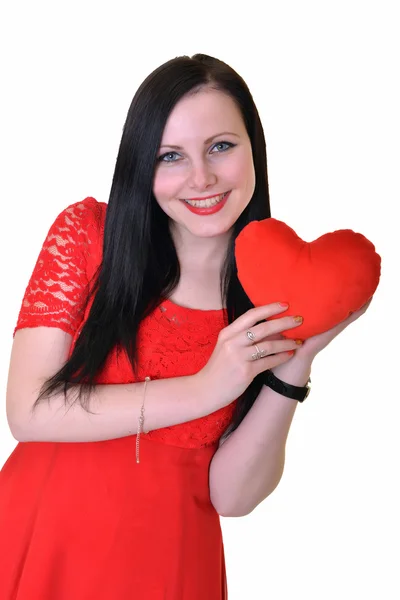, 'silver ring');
247,330,256,341
251,343,267,360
